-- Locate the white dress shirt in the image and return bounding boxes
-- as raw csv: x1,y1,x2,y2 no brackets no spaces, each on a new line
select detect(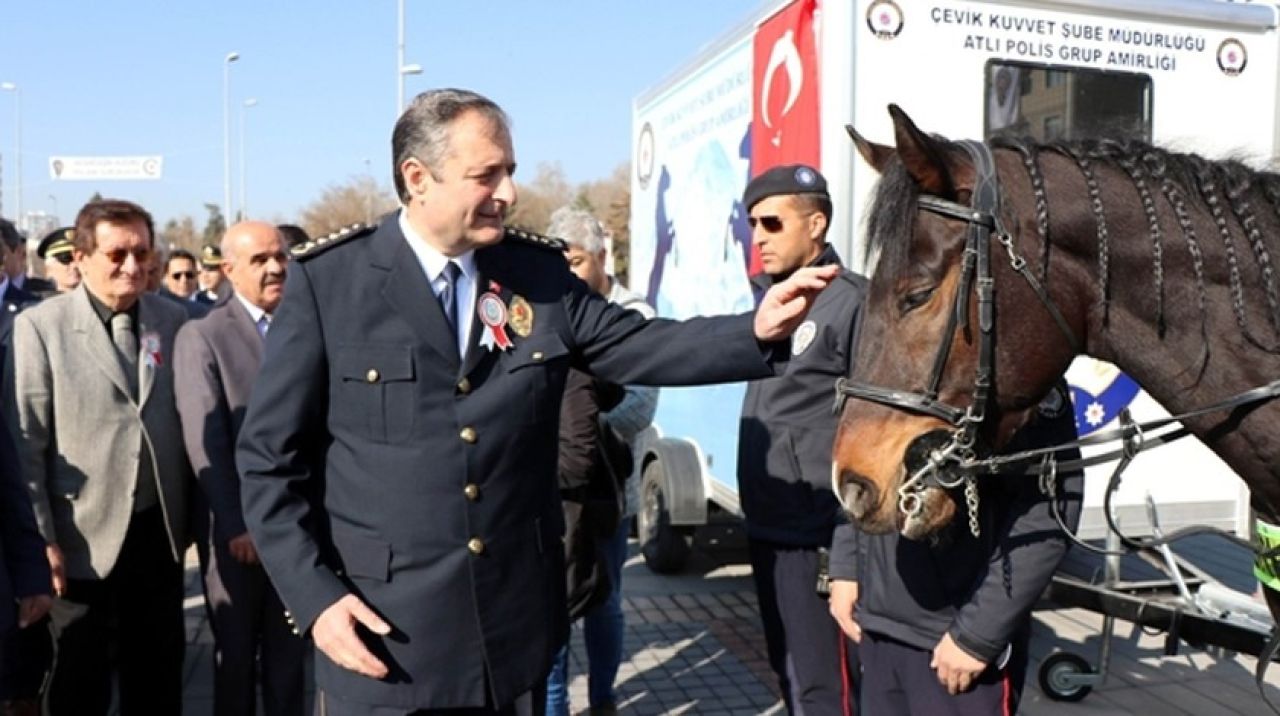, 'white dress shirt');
399,210,476,357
